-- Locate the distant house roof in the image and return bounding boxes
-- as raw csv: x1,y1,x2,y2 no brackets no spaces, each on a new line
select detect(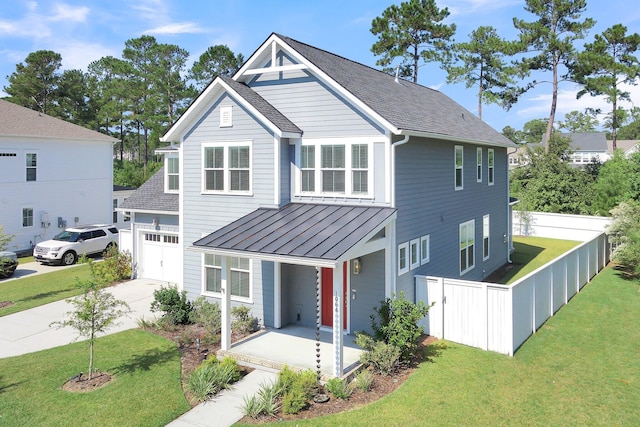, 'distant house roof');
540,132,607,151
114,185,136,192
119,167,178,213
192,203,397,267
0,99,116,142
608,139,639,154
